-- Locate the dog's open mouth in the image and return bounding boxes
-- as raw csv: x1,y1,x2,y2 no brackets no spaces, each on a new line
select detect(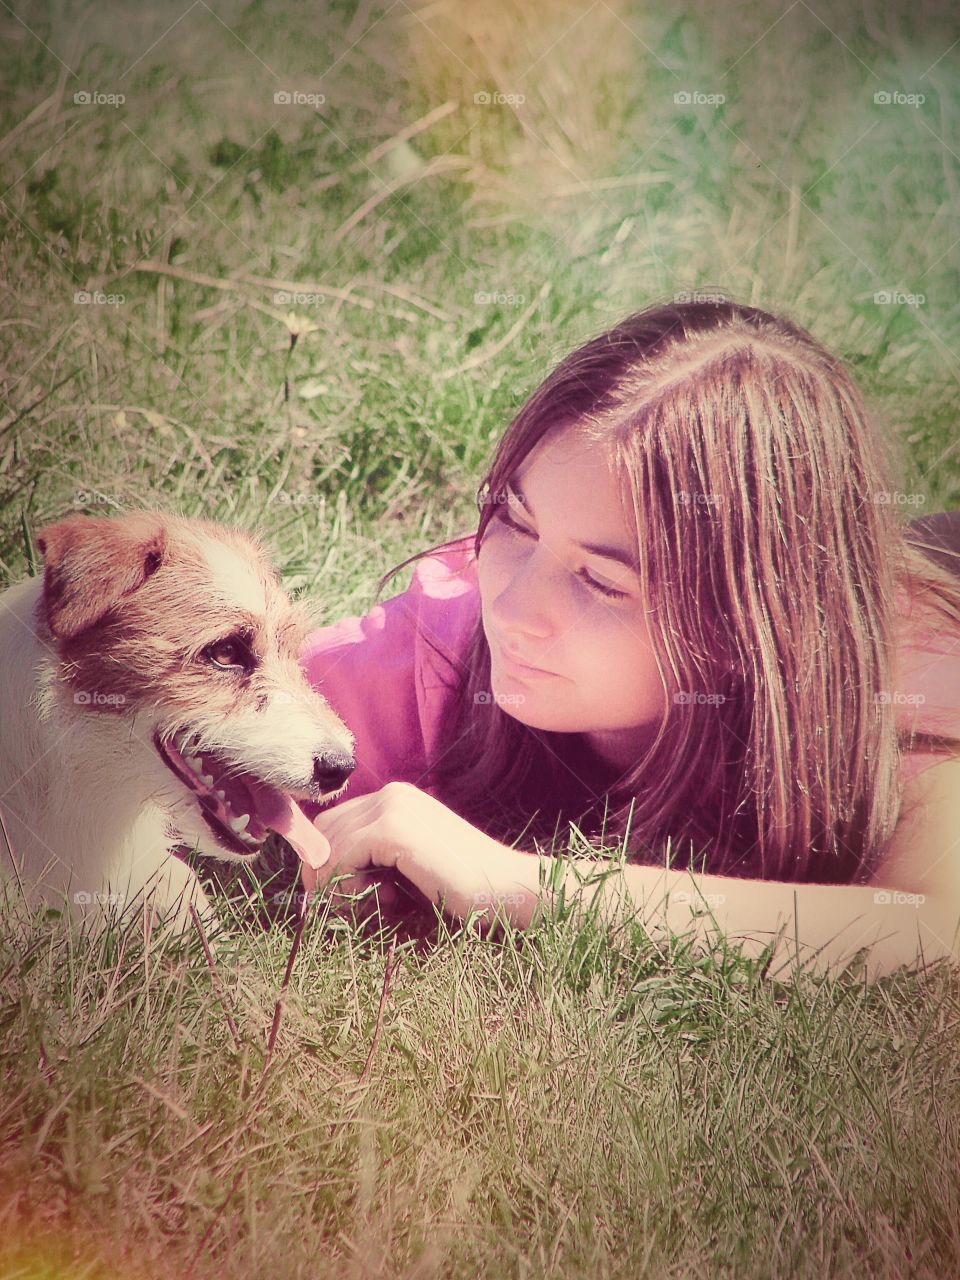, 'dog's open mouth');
154,728,320,861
